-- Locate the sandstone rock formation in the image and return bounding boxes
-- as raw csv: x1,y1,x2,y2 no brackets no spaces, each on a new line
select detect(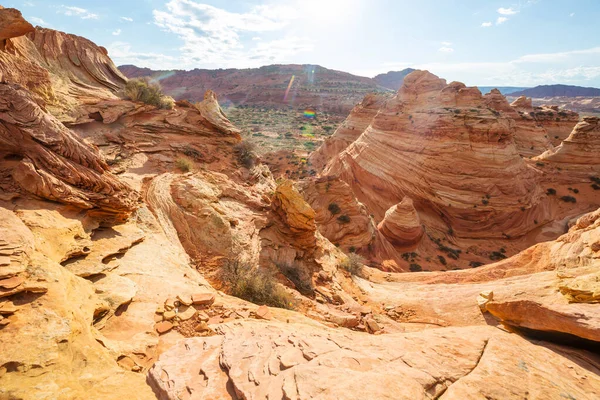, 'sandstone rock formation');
537,116,600,168
484,89,553,157
510,97,580,146
0,6,33,40
377,197,424,246
0,82,138,218
323,70,549,240
149,321,600,400
0,9,126,122
2,9,600,400
308,93,388,170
